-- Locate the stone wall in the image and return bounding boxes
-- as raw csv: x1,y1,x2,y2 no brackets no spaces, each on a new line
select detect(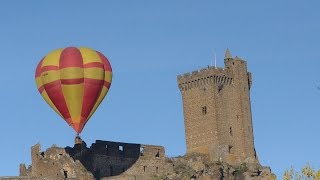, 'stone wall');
19,140,170,179
66,140,168,178
177,50,258,165
21,143,94,180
